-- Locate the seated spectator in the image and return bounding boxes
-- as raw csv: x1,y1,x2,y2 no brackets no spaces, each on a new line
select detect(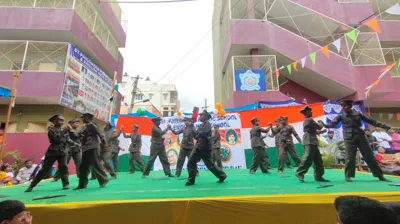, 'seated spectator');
334,195,400,224
14,159,37,184
335,140,346,165
375,146,399,166
0,200,32,224
373,127,393,154
389,129,400,153
326,130,337,145
0,164,13,186
365,128,379,152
